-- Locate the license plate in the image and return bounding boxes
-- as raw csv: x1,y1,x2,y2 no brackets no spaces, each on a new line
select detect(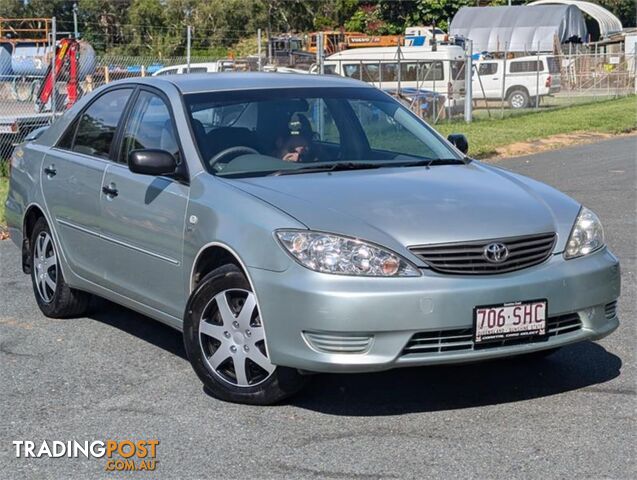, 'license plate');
474,300,547,344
